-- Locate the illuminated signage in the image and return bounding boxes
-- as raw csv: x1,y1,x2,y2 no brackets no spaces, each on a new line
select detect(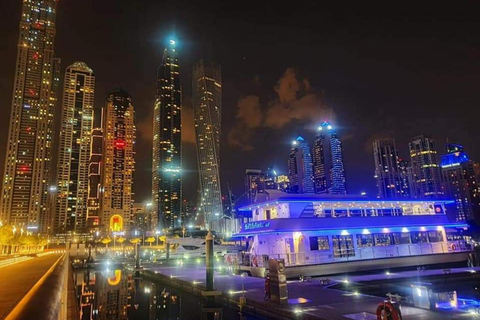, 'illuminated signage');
114,139,126,148
244,221,271,230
